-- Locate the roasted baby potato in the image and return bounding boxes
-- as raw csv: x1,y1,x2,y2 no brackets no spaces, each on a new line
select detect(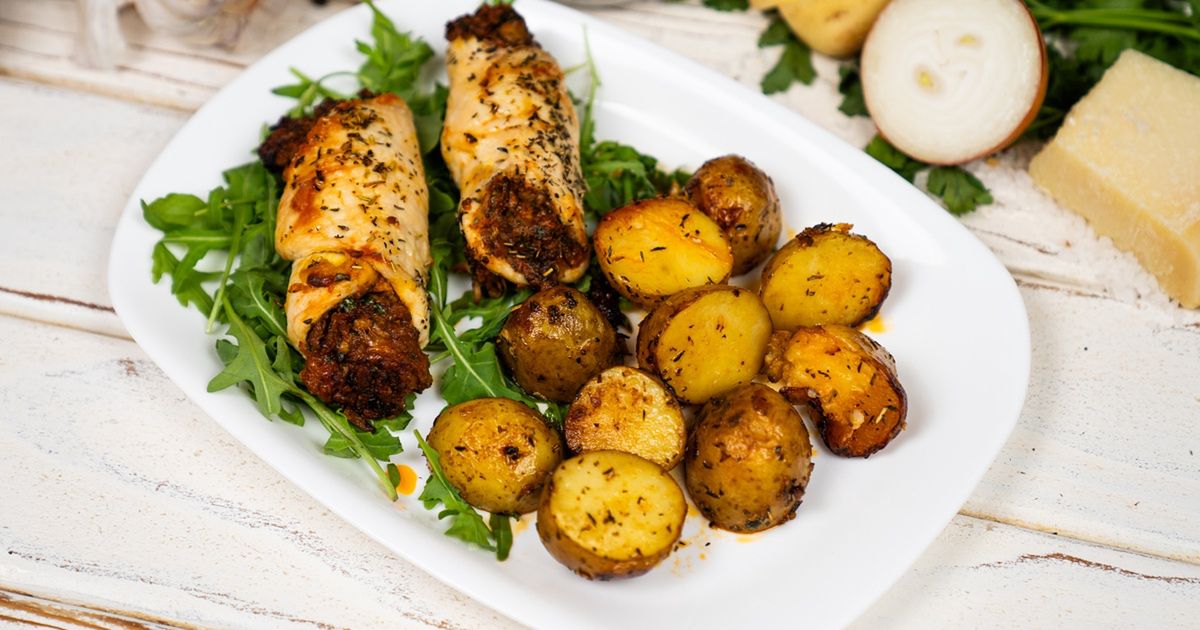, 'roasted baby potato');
565,366,686,470
759,223,892,330
685,155,782,275
764,326,907,457
637,285,773,405
536,450,686,580
426,398,564,514
497,286,621,403
685,383,814,532
594,198,734,307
